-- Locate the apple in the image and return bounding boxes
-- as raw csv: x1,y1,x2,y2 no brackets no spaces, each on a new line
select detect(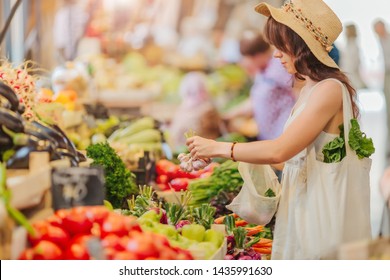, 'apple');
189,241,218,259
203,229,224,248
181,224,206,242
